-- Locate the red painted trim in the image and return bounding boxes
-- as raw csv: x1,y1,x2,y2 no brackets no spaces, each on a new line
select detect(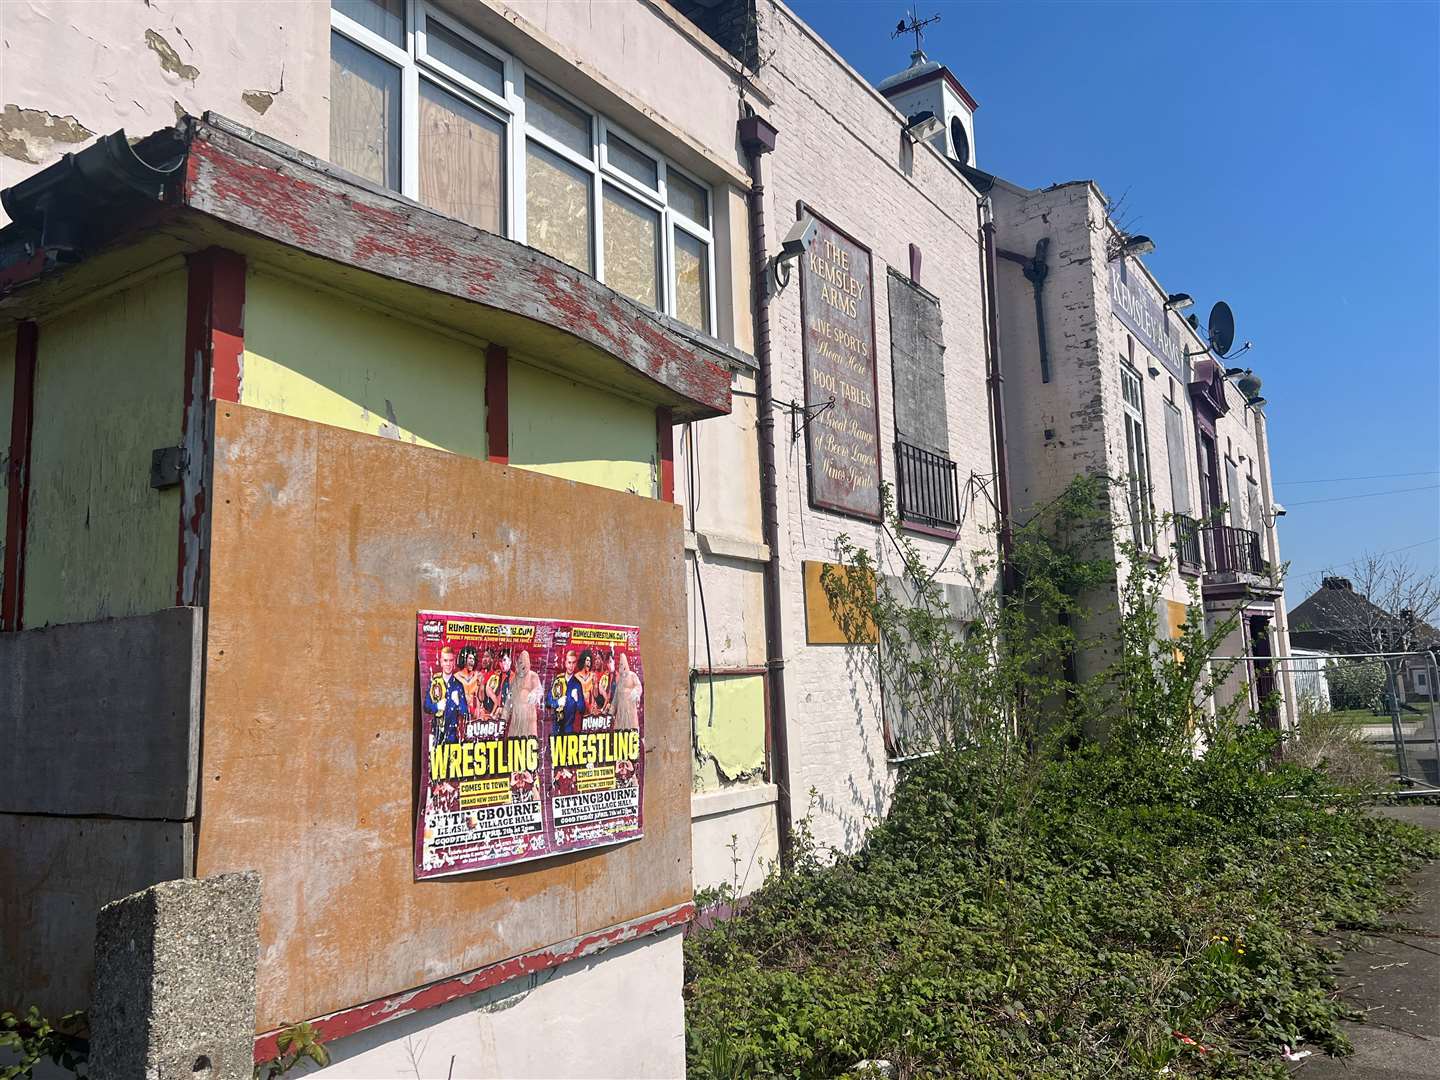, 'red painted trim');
2,322,38,631
657,407,675,502
899,519,960,541
484,344,509,465
178,248,246,606
252,902,694,1062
